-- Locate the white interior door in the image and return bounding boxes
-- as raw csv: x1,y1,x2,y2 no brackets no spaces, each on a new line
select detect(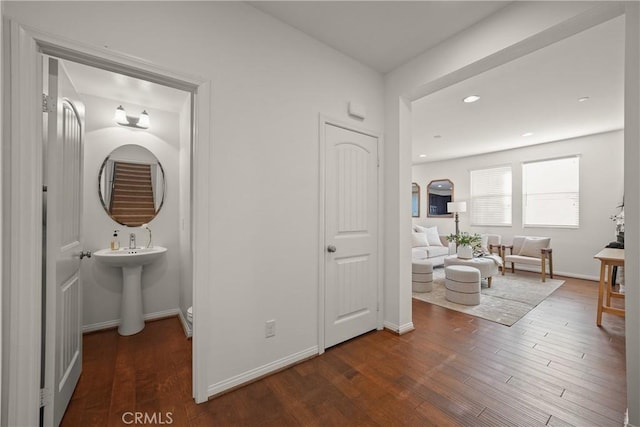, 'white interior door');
43,57,85,426
324,123,379,348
